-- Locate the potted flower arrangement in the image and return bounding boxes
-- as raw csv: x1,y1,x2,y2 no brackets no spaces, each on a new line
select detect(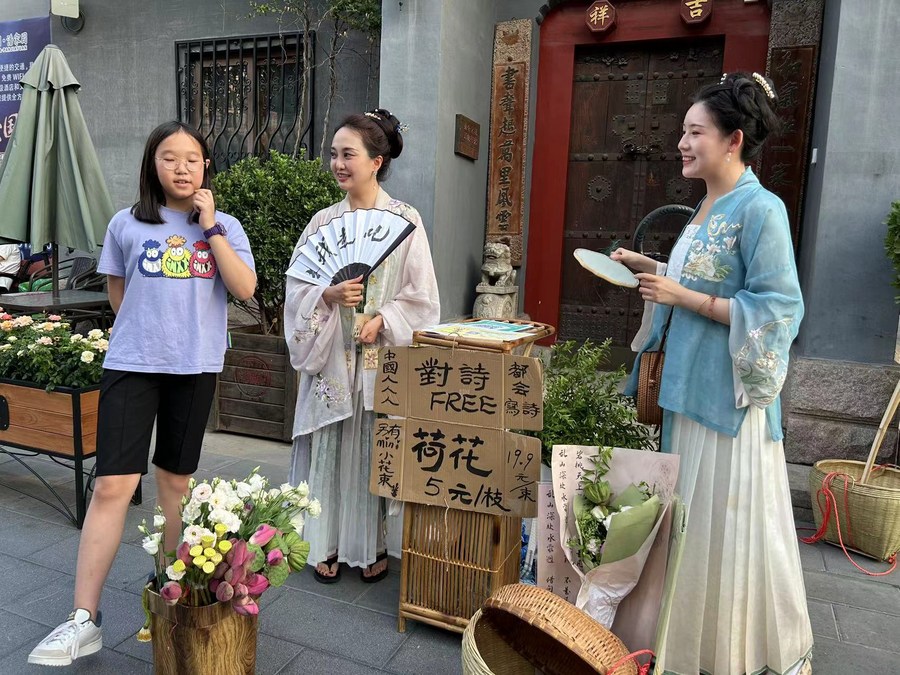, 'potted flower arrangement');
137,467,320,674
211,151,343,442
0,308,110,526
